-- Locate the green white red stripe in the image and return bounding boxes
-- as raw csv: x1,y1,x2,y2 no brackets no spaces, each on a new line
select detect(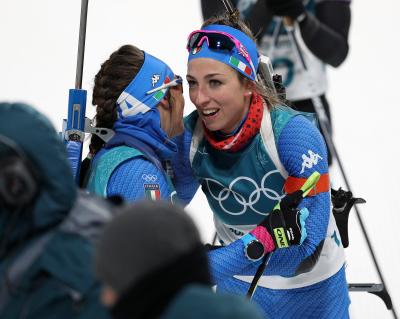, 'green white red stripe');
229,56,252,76
152,77,171,101
144,184,161,200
